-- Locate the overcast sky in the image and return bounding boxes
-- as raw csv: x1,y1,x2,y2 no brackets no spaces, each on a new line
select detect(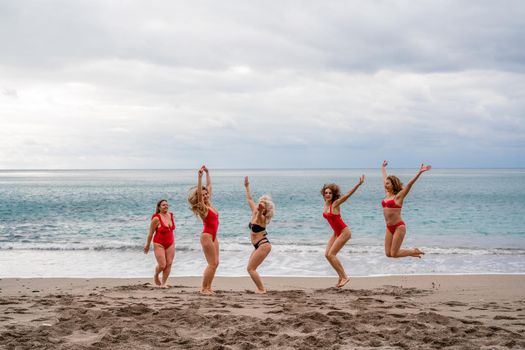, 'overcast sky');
1,0,524,169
